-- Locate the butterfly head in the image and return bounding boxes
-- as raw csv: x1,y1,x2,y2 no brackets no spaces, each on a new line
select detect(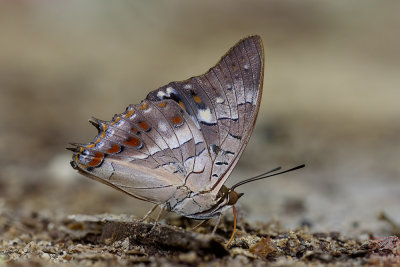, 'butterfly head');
216,185,244,208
